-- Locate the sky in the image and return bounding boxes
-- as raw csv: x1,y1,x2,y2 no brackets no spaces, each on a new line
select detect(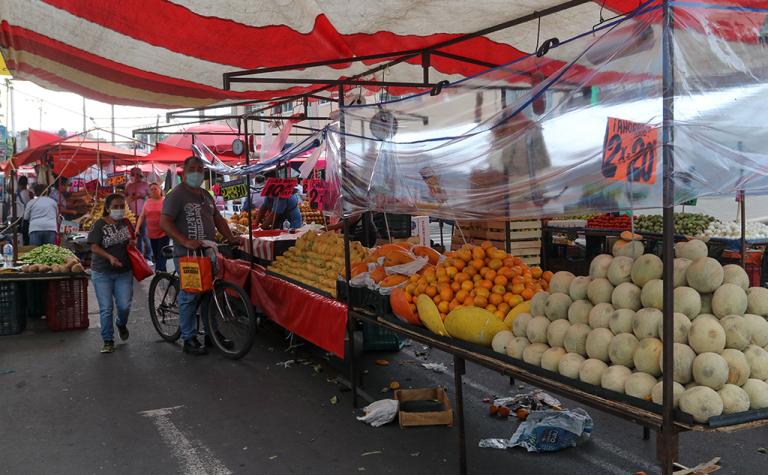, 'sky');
0,79,171,143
